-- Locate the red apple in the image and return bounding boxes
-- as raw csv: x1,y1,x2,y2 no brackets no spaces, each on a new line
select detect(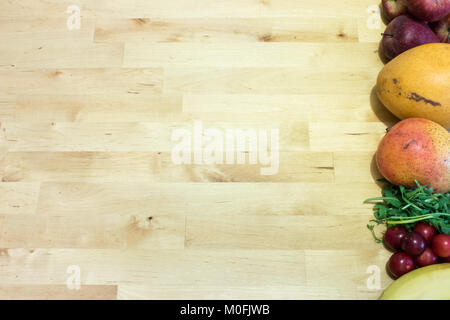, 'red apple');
405,0,450,22
382,0,409,21
430,14,450,42
381,15,440,60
